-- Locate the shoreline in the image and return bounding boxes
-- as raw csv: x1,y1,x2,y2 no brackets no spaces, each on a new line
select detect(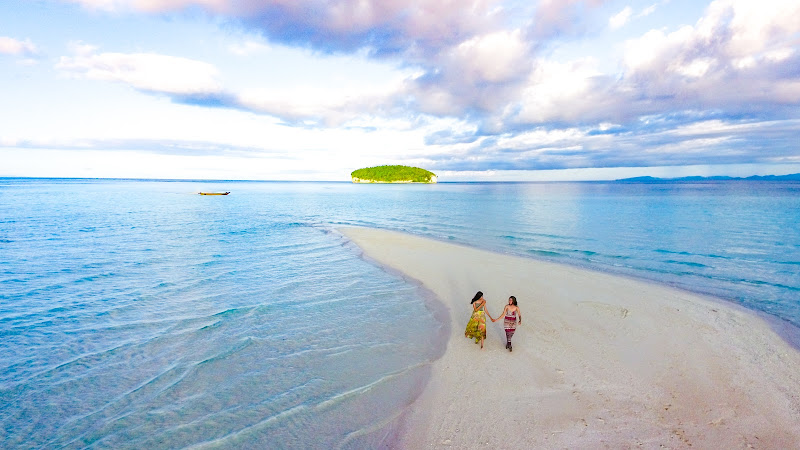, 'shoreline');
339,226,800,448
338,229,453,448
347,225,800,354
